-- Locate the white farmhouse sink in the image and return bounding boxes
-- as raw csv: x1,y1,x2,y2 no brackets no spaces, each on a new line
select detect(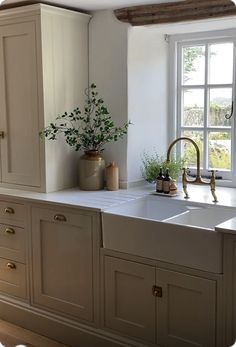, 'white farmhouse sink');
164,206,236,229
103,194,190,221
102,195,236,273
